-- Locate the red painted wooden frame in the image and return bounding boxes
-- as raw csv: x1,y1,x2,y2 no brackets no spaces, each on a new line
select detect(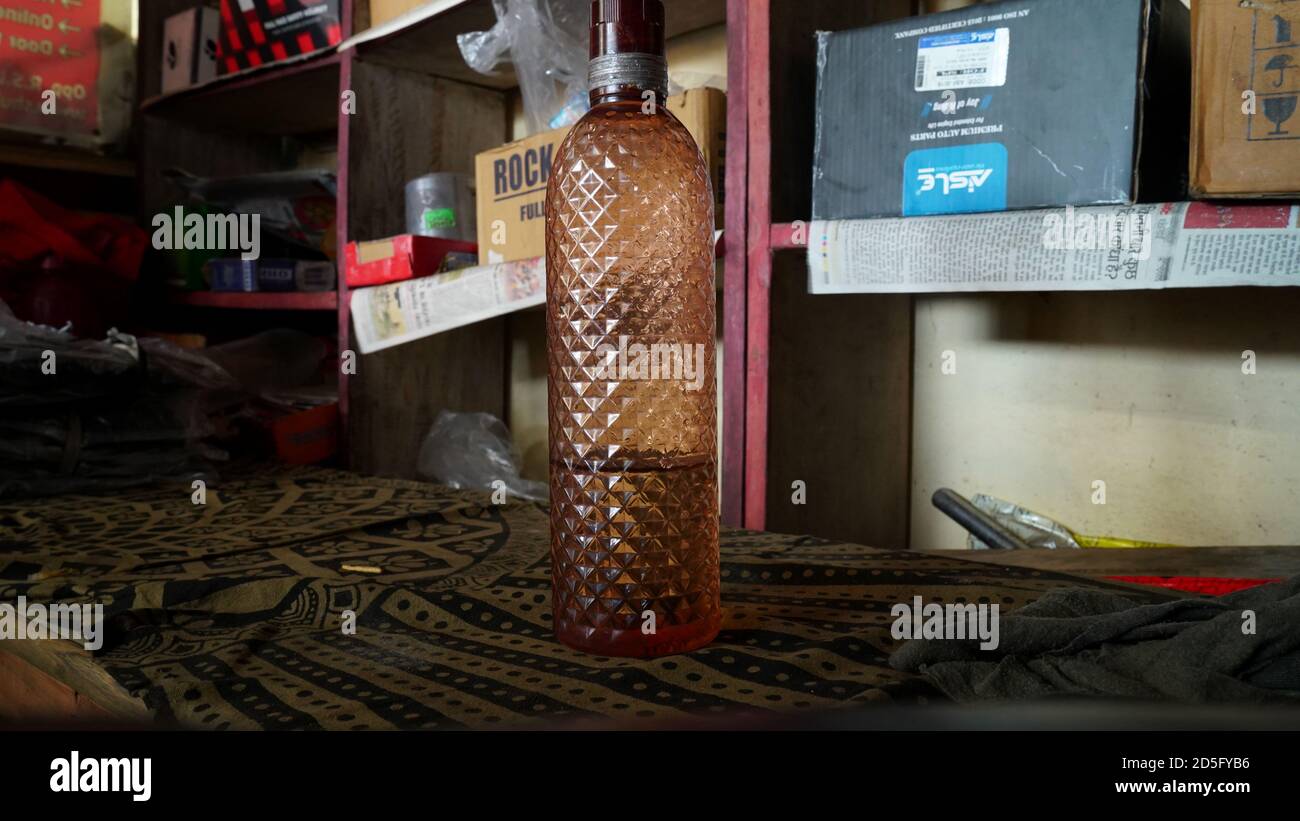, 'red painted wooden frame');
168,291,338,310
335,0,356,464
721,0,749,528
721,0,775,530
